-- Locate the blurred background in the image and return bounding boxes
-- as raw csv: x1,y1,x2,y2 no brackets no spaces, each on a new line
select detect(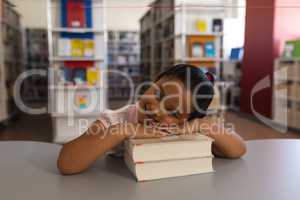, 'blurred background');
0,0,300,143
